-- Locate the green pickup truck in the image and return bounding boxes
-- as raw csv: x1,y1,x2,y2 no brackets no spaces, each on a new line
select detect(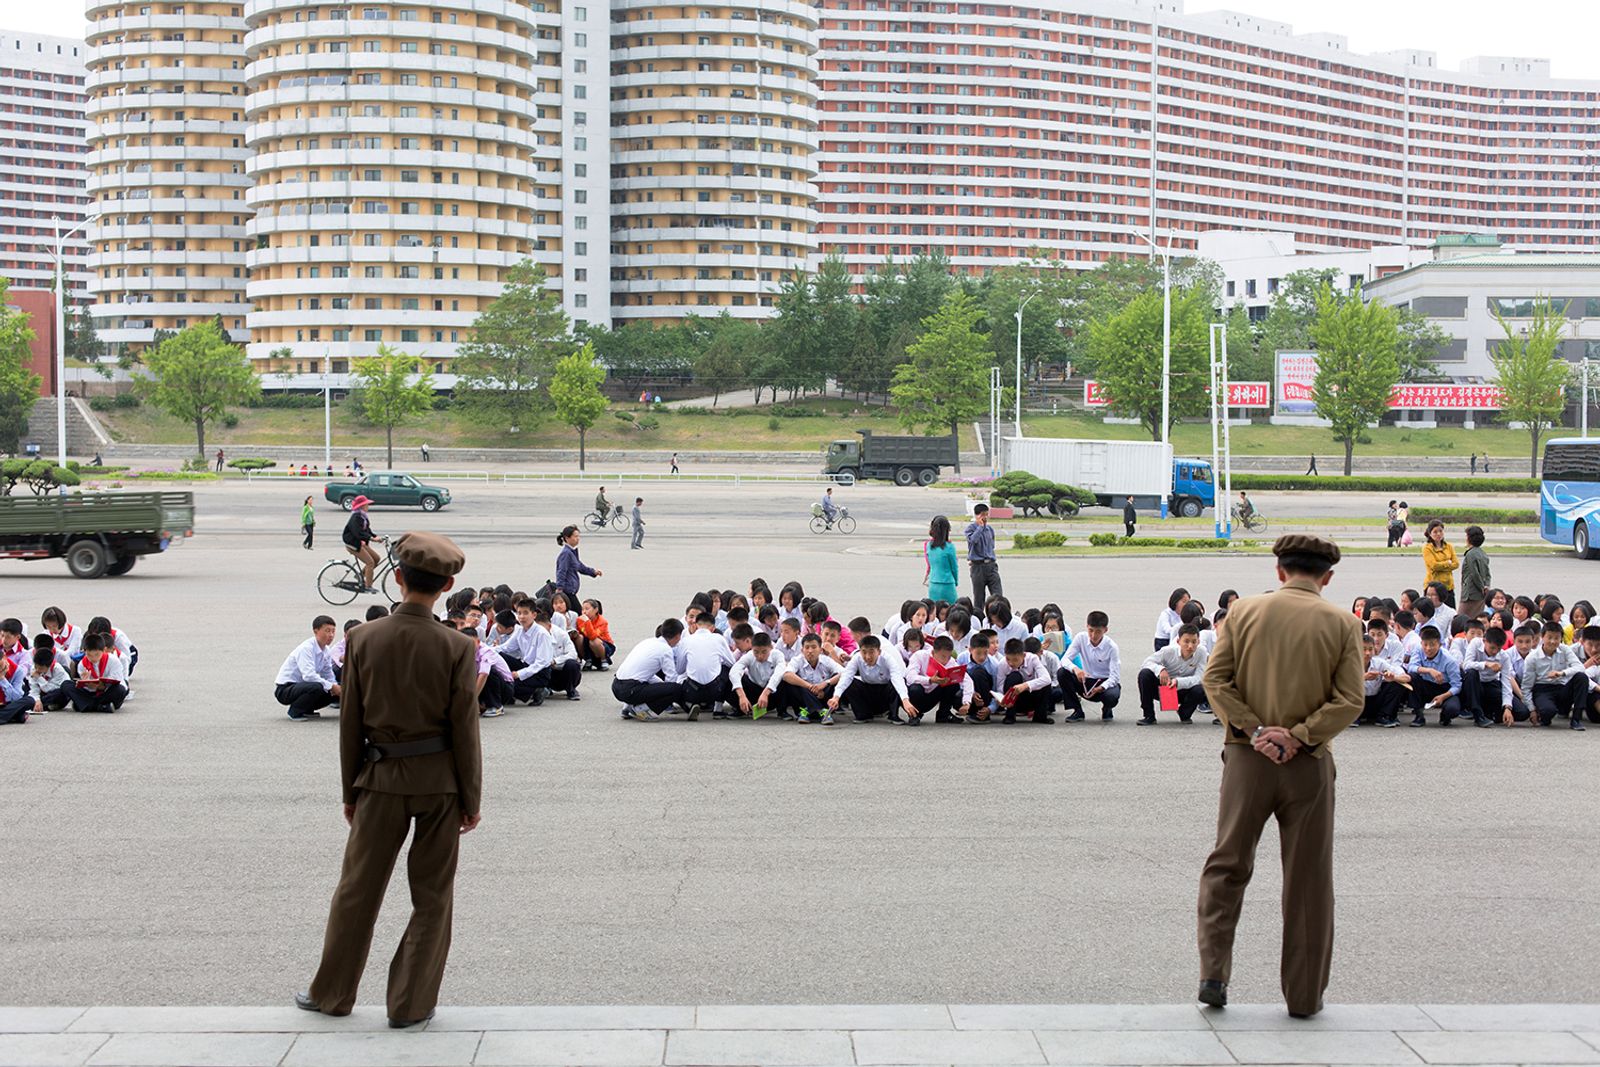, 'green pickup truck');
0,490,196,578
323,471,452,512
